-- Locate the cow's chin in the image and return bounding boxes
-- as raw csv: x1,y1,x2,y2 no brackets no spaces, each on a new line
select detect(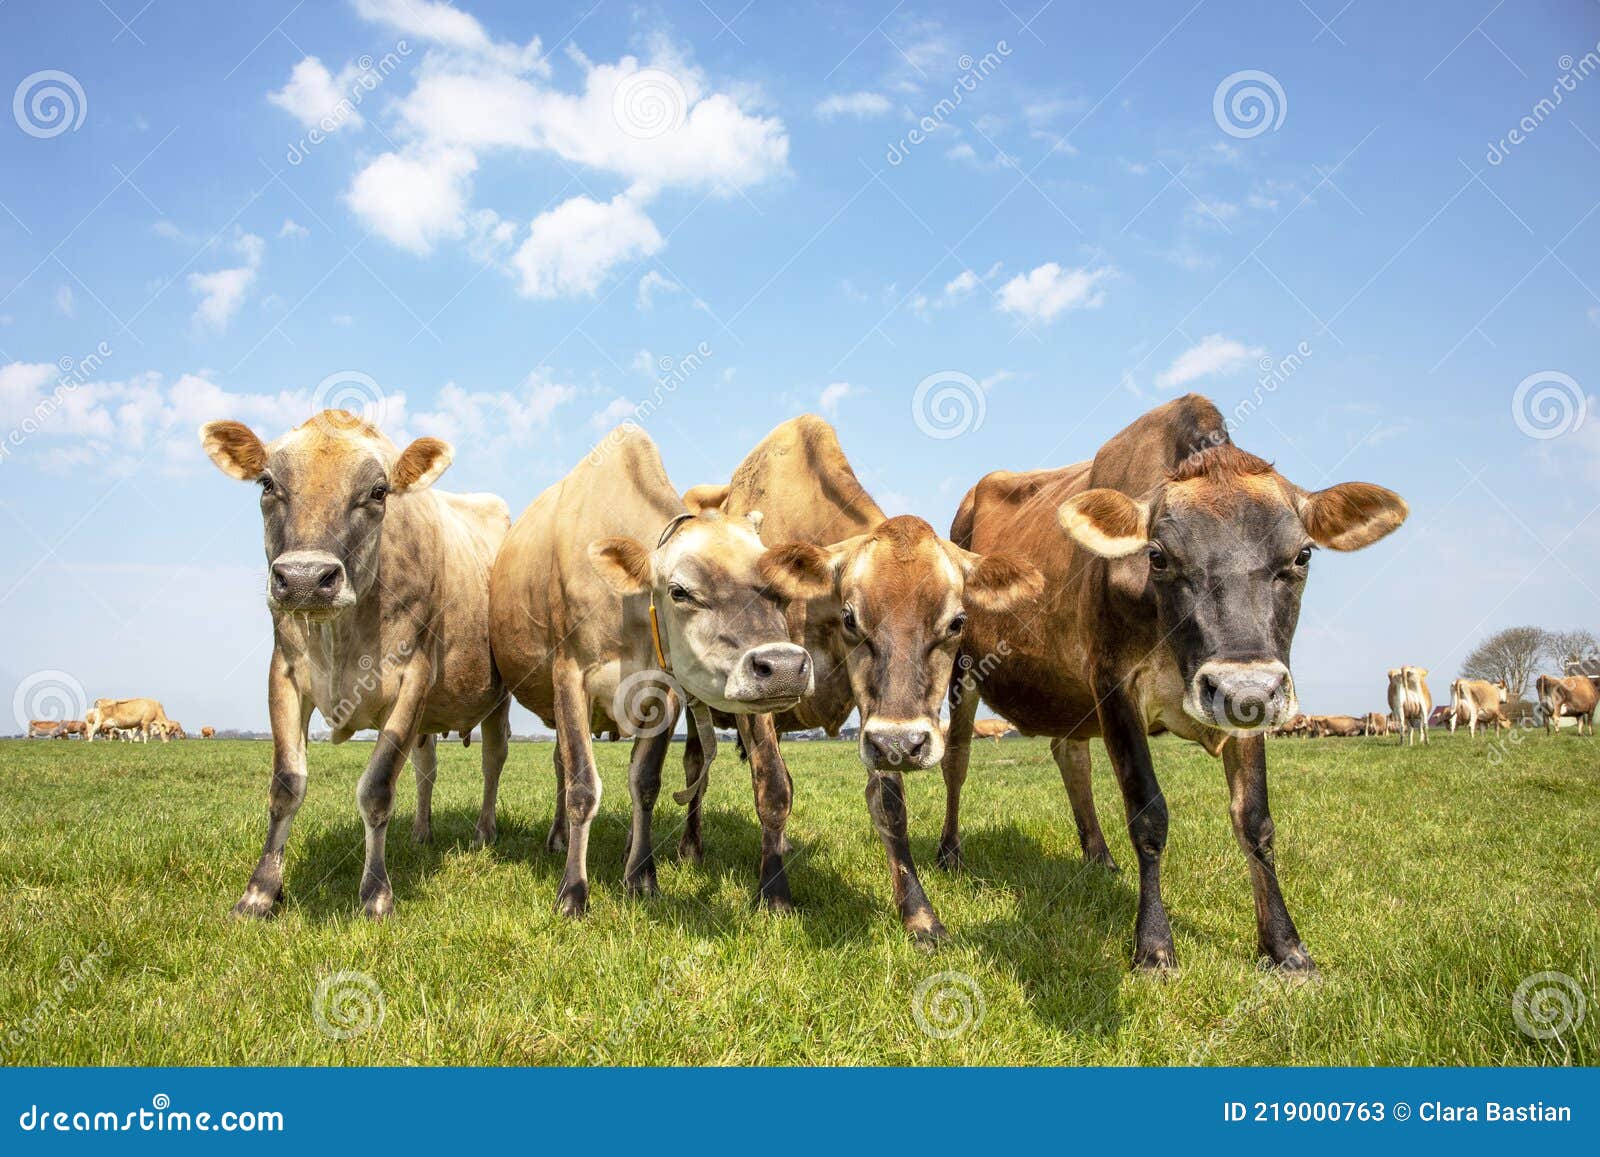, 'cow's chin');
699,692,804,715
269,597,357,624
